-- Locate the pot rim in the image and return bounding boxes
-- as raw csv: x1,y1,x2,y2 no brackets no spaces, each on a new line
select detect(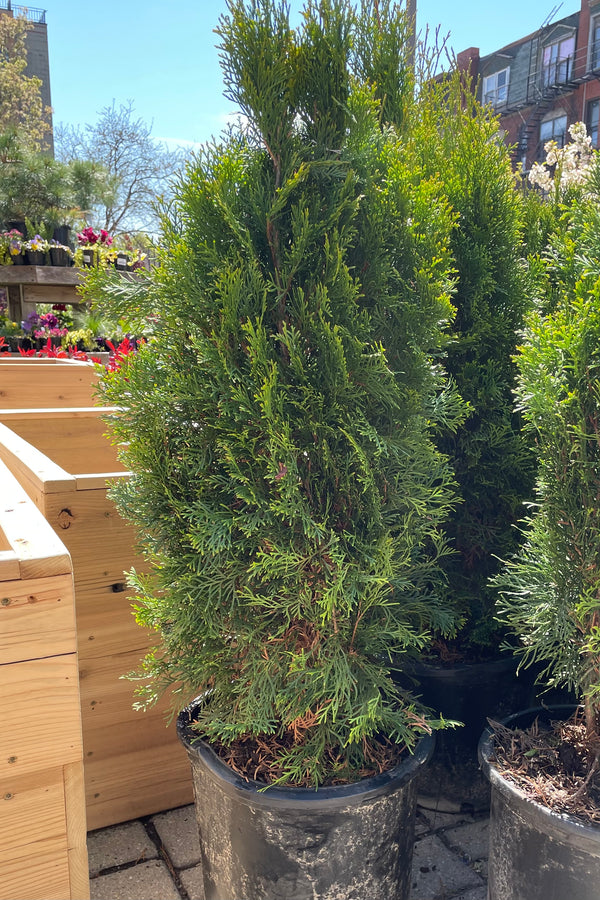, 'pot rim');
478,704,600,848
177,696,435,810
405,652,519,679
